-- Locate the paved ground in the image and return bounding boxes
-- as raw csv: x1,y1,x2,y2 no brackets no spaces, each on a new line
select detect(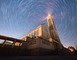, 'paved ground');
0,56,77,60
